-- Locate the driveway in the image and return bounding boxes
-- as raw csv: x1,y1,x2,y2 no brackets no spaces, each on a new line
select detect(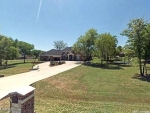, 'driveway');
0,61,80,99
